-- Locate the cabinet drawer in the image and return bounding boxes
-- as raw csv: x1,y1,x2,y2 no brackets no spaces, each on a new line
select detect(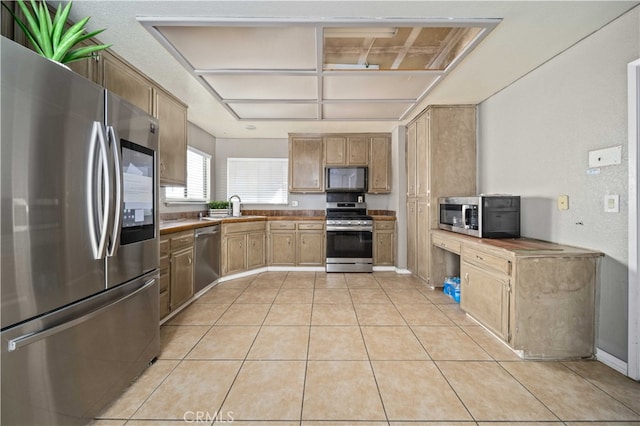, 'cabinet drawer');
169,230,194,251
160,238,170,257
432,232,461,254
160,256,170,272
269,221,296,230
374,220,395,230
159,289,170,319
298,222,324,231
224,221,266,235
463,246,511,276
159,269,169,293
